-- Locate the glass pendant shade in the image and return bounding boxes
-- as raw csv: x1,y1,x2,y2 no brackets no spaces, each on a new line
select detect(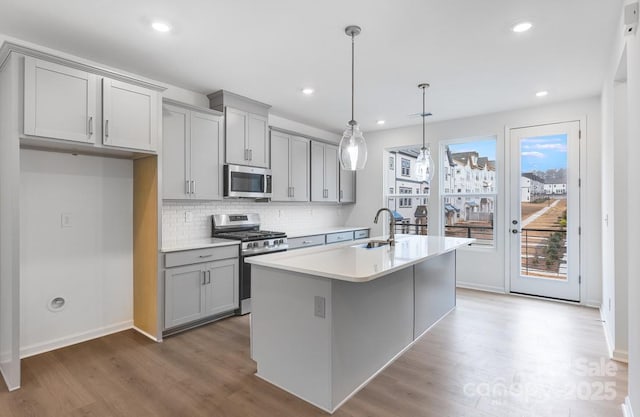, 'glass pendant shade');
414,147,434,182
339,123,367,170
